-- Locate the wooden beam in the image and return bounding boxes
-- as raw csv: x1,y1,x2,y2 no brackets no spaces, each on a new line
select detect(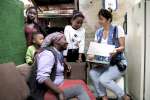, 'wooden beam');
31,0,43,12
